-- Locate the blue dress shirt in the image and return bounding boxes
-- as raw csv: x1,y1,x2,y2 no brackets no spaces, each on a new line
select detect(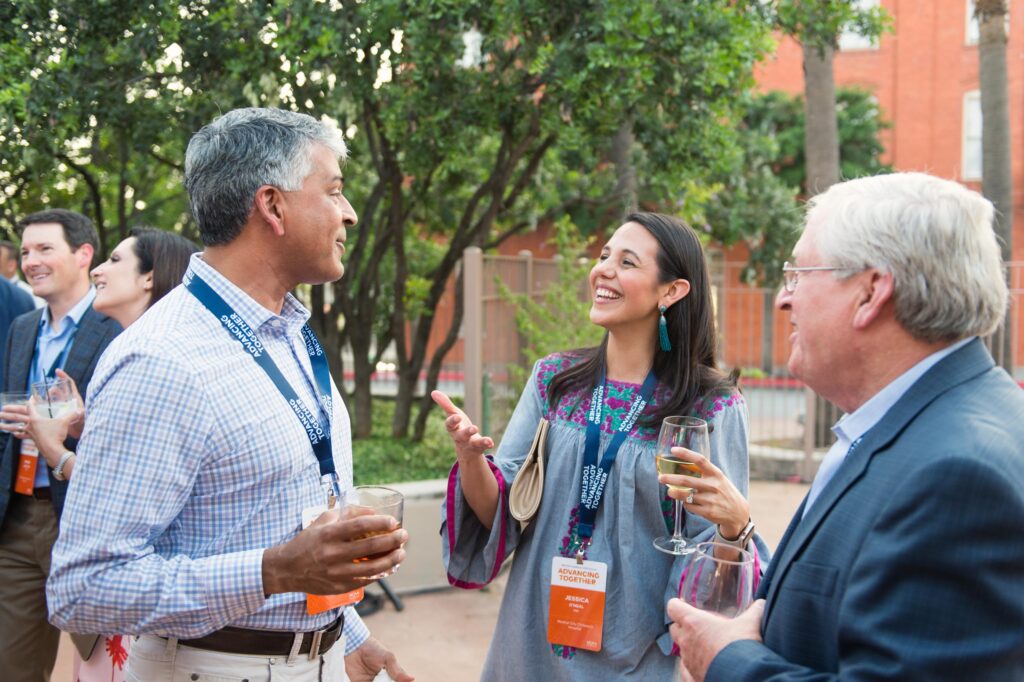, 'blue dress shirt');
803,336,975,516
29,287,95,488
